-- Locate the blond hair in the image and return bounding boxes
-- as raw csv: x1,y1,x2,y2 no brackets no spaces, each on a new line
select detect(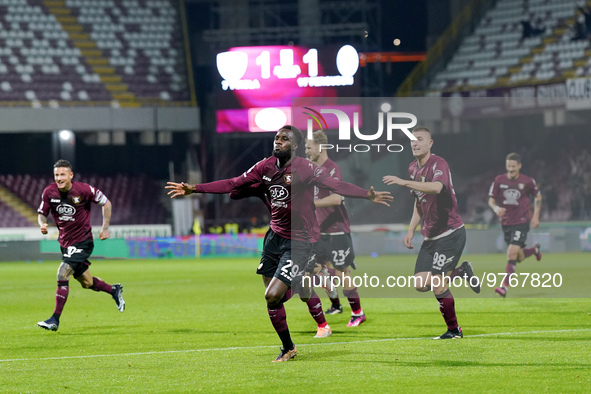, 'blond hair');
310,130,328,145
